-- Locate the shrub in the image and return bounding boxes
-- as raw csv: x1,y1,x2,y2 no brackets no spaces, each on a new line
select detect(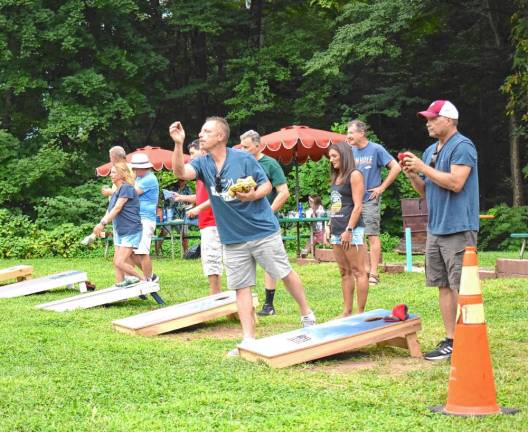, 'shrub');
35,180,108,229
478,204,528,251
379,232,401,252
0,209,96,258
